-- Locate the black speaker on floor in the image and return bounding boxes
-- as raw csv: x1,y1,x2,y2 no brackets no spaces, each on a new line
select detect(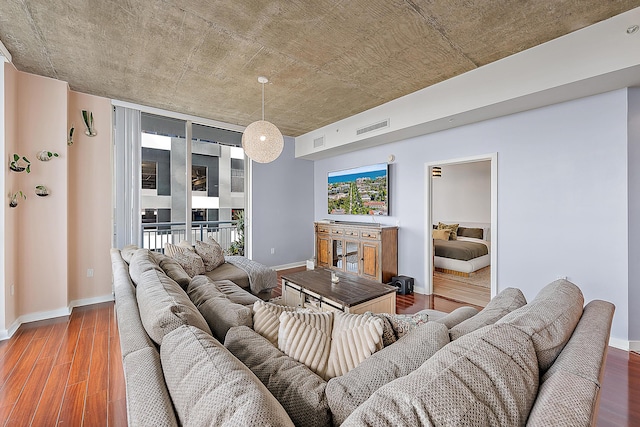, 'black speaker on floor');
392,275,414,295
